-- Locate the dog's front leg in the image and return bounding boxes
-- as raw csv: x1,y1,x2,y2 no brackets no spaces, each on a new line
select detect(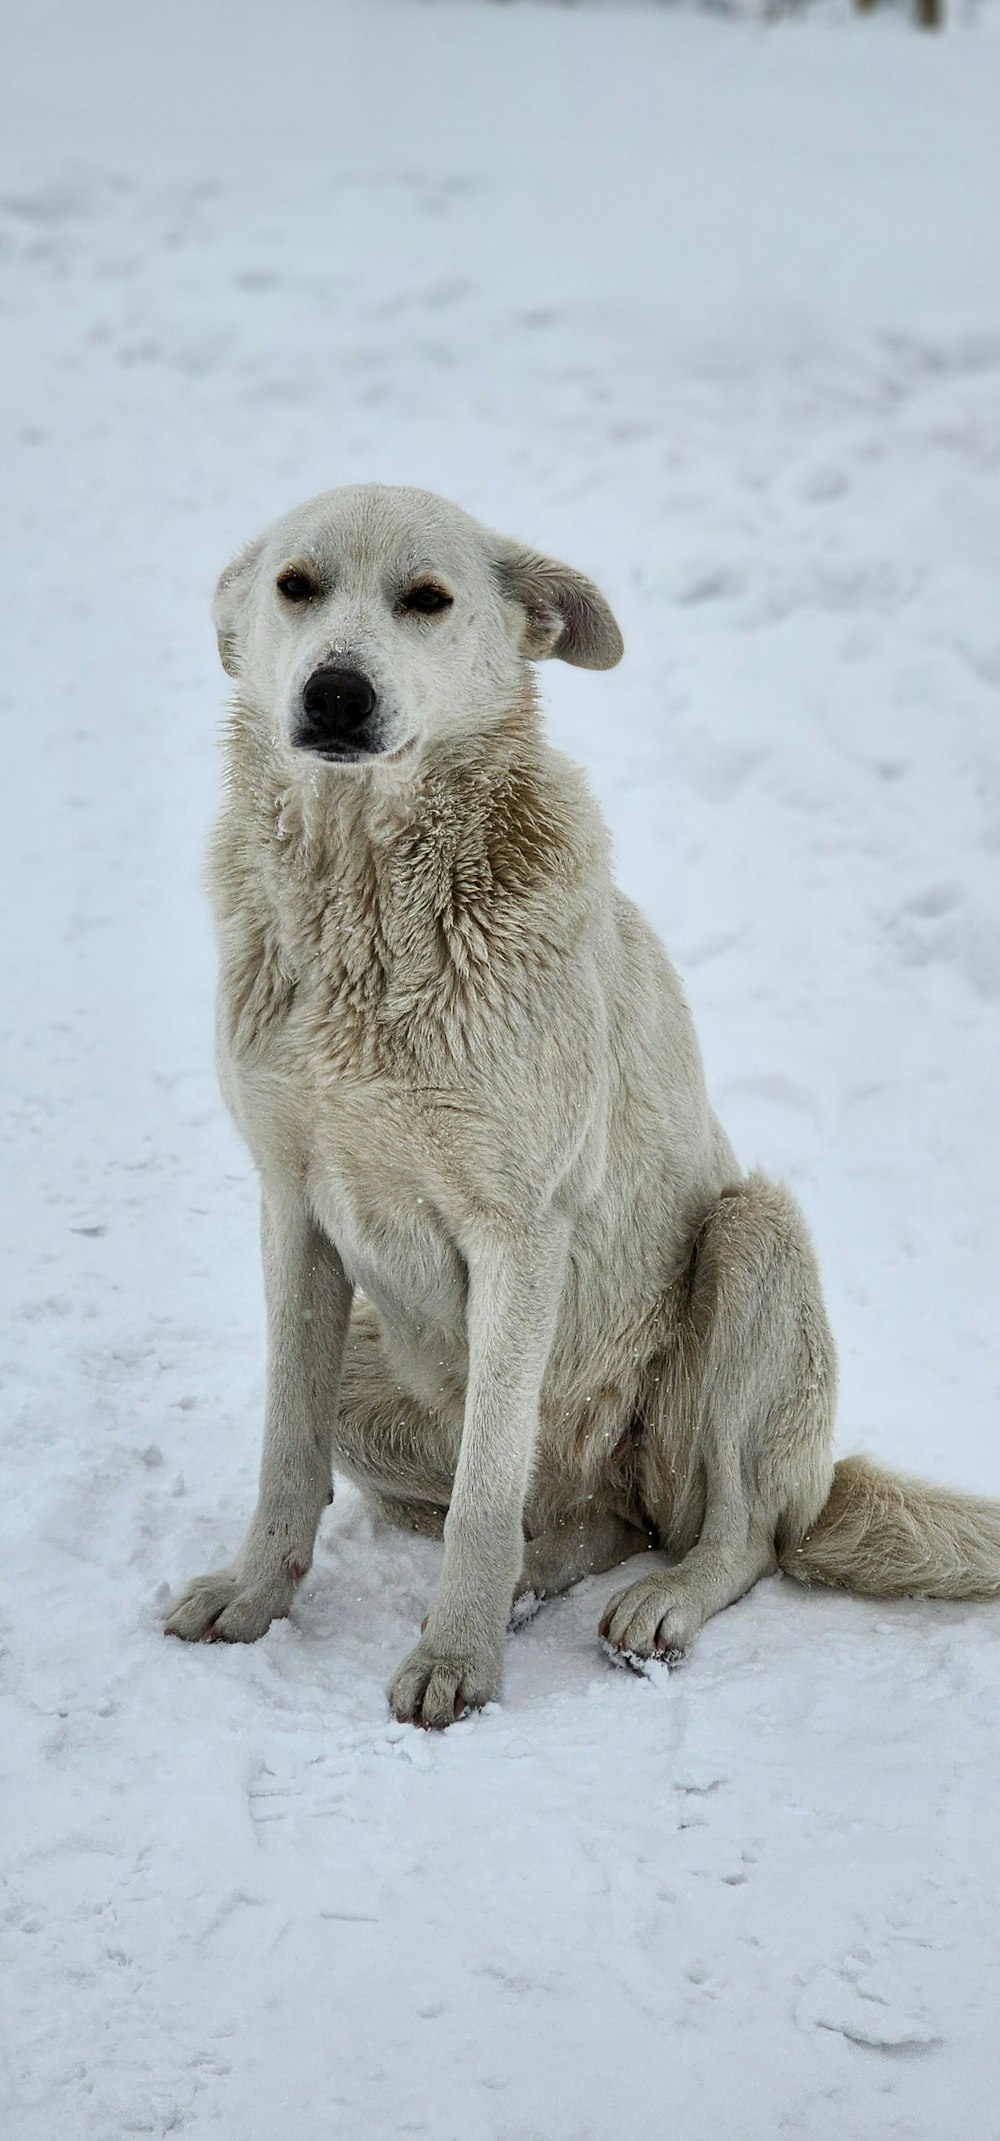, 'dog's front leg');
166,1185,352,1643
388,1220,566,1728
